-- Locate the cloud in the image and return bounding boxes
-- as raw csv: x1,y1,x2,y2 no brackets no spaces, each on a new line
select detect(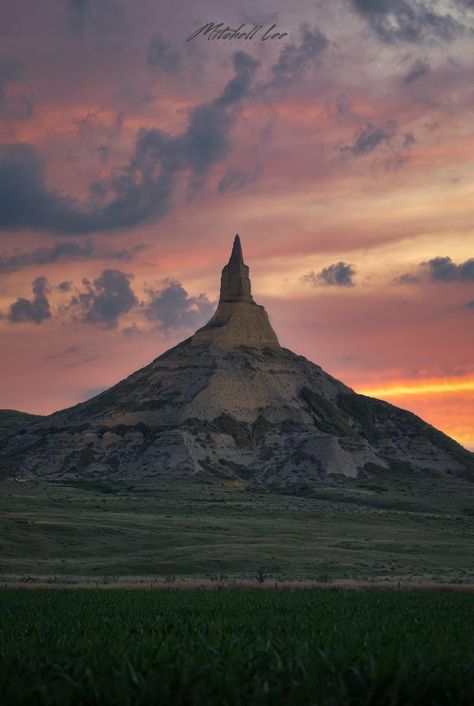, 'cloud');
342,121,397,156
144,280,214,331
72,269,138,328
122,323,142,336
466,300,474,308
404,58,430,83
44,345,79,360
393,272,422,285
265,23,328,88
351,0,465,43
424,256,474,281
0,58,32,121
0,143,85,233
0,57,23,103
218,51,260,107
0,52,259,236
393,257,474,285
302,262,356,287
7,276,52,324
147,34,181,74
217,165,261,193
57,281,73,292
64,0,122,35
0,239,145,274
